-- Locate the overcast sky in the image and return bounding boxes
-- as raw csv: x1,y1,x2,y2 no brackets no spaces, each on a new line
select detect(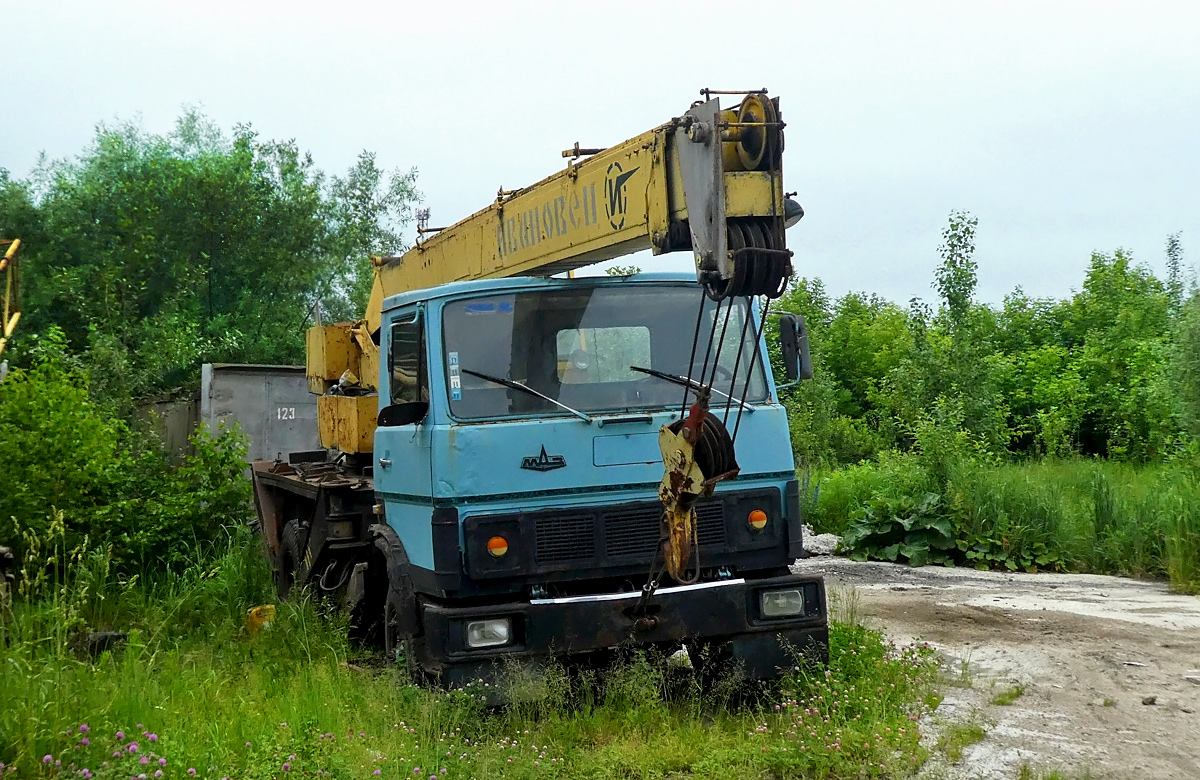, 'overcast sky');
3,0,1198,306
